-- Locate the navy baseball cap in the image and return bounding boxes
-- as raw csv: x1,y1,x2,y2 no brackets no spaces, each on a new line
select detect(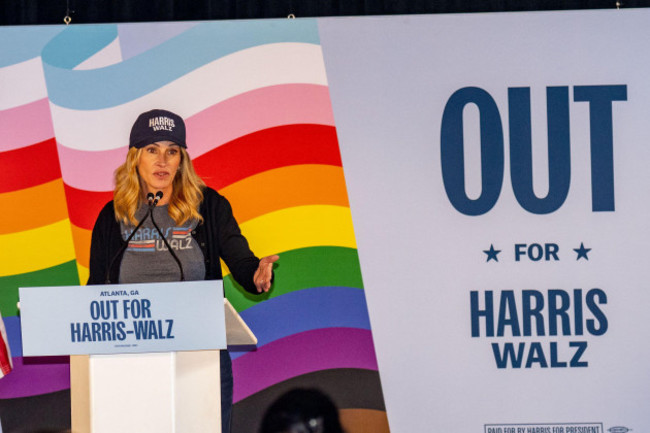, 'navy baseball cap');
129,109,187,149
